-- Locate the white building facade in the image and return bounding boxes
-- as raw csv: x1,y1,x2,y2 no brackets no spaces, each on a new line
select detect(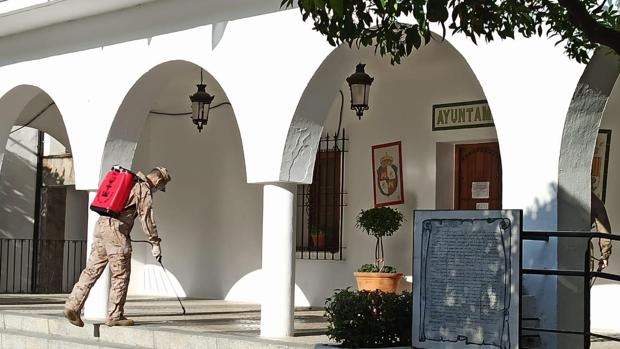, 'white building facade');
0,0,618,348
